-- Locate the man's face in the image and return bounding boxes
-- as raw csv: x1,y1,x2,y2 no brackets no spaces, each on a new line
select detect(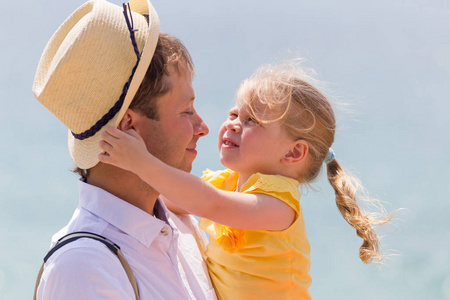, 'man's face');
135,65,209,172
